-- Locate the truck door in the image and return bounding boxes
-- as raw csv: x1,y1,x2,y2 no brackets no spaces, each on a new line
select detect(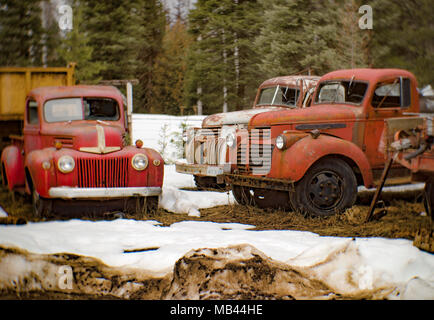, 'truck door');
364,77,412,168
23,99,41,155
